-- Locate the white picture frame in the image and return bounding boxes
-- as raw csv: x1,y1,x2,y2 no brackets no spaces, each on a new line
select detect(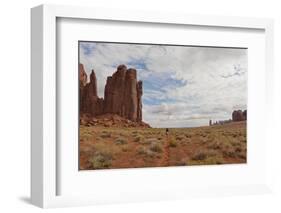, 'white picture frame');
31,4,274,208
